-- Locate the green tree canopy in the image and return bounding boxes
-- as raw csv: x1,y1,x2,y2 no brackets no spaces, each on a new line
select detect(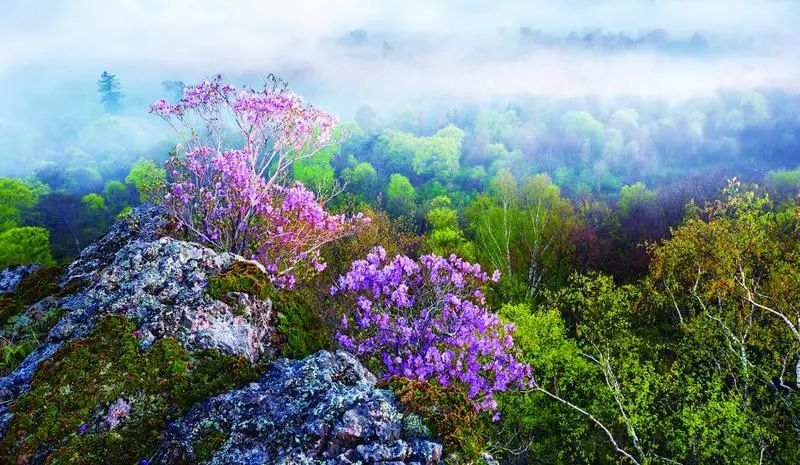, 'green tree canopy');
411,125,464,180
386,173,416,217
0,178,38,233
617,182,657,218
81,193,106,212
467,170,576,301
97,71,122,113
292,148,337,196
102,181,131,213
426,195,473,259
125,159,166,202
350,162,379,199
0,227,54,267
562,111,606,158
